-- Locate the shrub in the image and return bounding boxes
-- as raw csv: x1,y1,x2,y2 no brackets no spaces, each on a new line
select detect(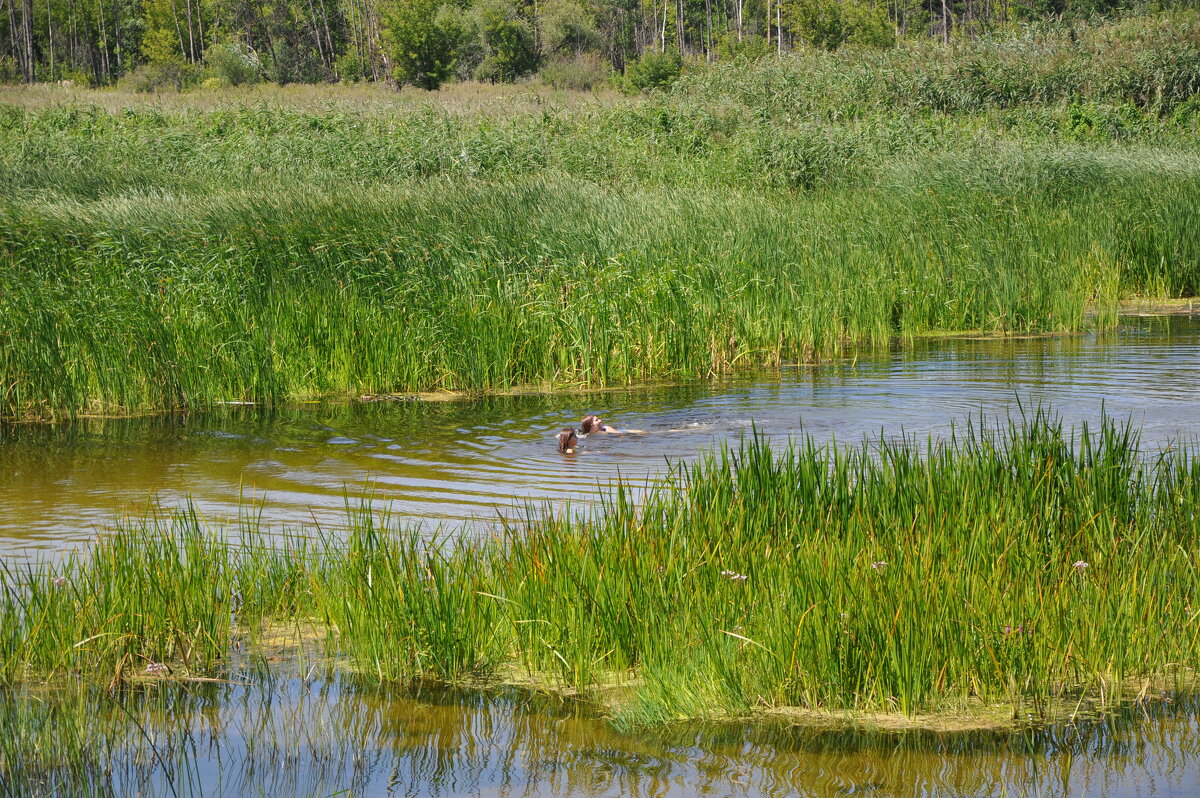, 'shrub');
0,57,21,85
266,39,326,84
336,52,367,83
57,65,94,87
382,0,465,90
786,0,894,51
715,33,773,62
1064,102,1153,142
623,50,682,92
116,61,201,93
1172,96,1200,130
472,0,539,82
204,42,262,87
538,0,596,56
